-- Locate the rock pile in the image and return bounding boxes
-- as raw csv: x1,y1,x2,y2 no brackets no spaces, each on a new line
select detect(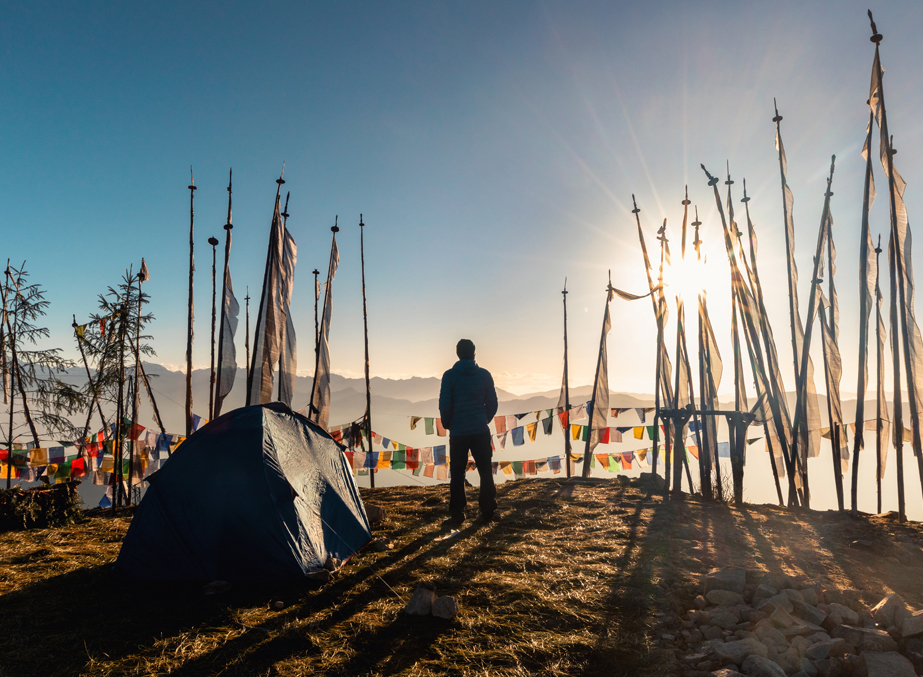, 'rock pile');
663,568,923,676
